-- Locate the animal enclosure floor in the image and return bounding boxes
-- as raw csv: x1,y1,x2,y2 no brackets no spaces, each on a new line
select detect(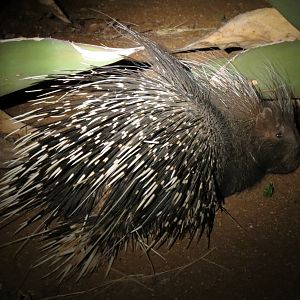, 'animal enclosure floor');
0,0,299,299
